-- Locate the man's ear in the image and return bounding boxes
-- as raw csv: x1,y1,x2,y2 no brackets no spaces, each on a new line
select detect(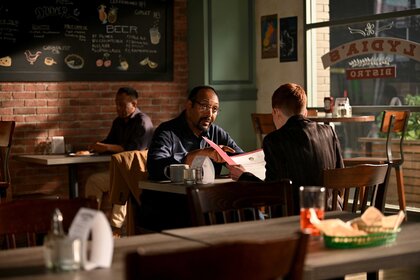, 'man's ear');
132,99,138,107
272,107,280,117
